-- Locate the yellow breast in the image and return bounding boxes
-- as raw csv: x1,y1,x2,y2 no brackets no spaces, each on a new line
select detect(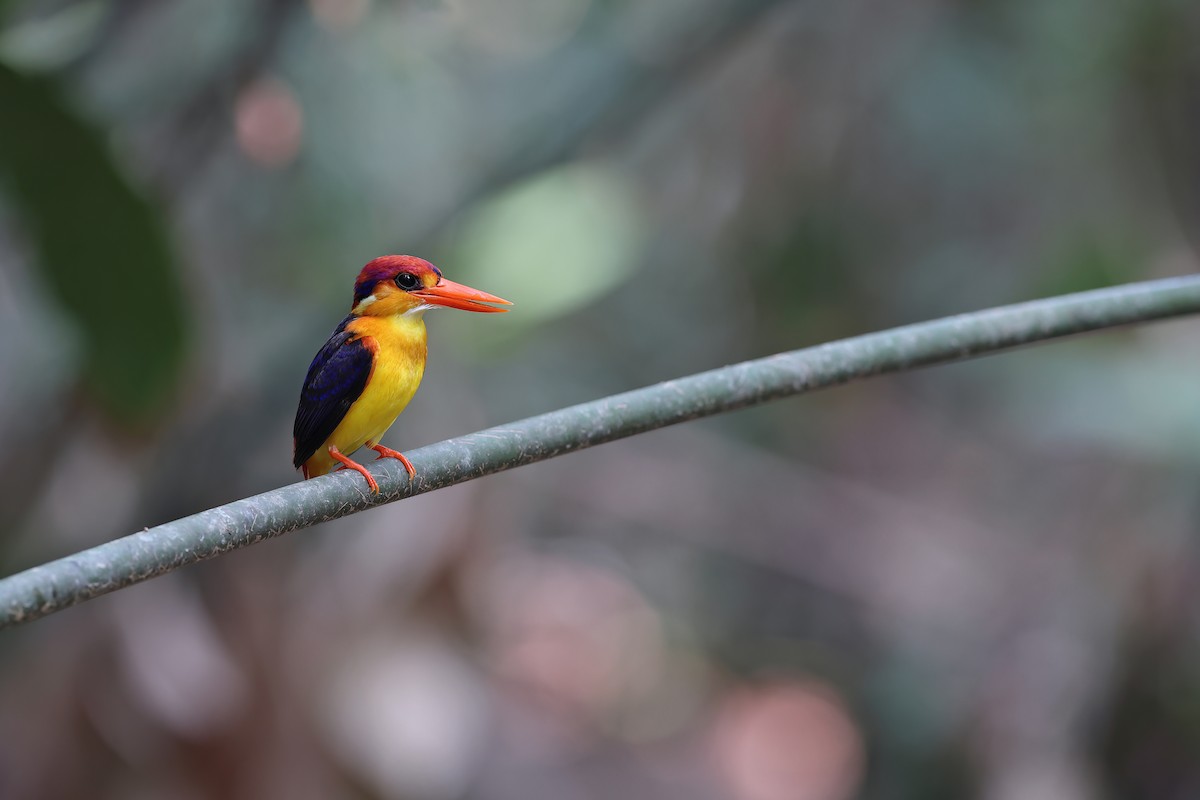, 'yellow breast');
326,313,427,462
